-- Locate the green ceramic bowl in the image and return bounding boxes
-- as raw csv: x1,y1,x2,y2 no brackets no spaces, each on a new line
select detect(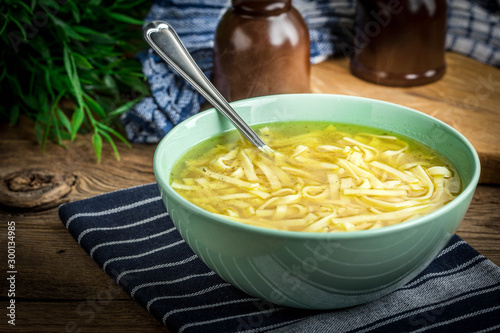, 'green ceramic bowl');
153,94,480,309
